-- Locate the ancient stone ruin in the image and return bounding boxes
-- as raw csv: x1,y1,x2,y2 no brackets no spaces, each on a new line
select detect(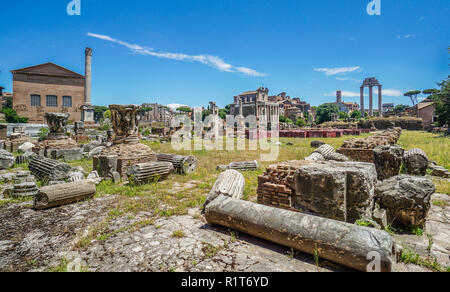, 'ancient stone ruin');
29,156,73,182
33,113,82,162
375,175,435,228
127,161,174,184
337,128,402,163
156,153,198,175
217,161,259,171
205,173,395,272
93,105,157,178
34,180,96,210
